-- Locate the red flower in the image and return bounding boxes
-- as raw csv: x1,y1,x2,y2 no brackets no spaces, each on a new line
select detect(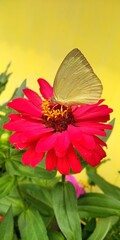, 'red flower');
0,215,3,222
4,79,113,174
